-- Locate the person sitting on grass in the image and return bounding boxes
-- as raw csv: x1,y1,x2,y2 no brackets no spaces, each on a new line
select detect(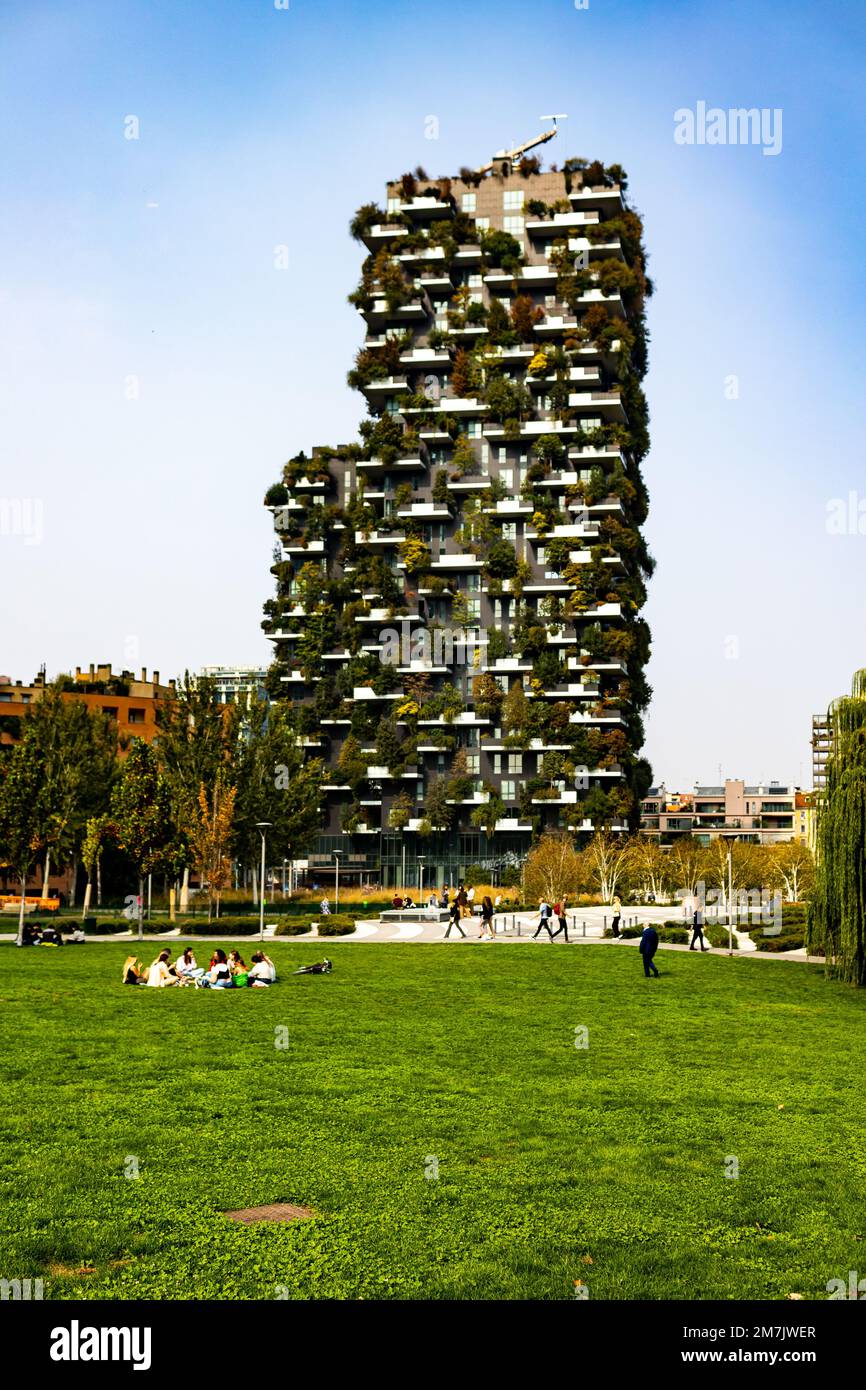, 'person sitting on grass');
229,950,250,988
248,951,277,987
176,948,203,982
196,948,233,989
67,924,86,944
147,949,181,988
